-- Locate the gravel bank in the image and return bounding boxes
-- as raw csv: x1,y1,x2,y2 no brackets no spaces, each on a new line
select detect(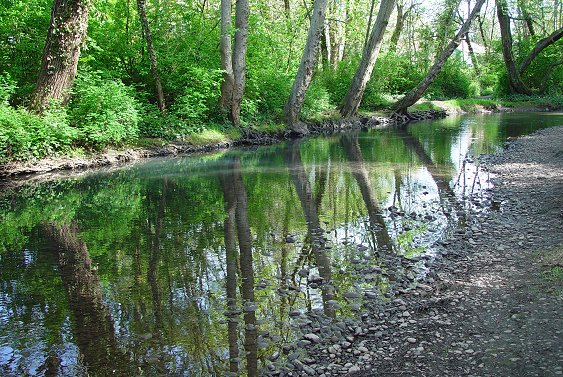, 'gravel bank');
269,126,563,377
